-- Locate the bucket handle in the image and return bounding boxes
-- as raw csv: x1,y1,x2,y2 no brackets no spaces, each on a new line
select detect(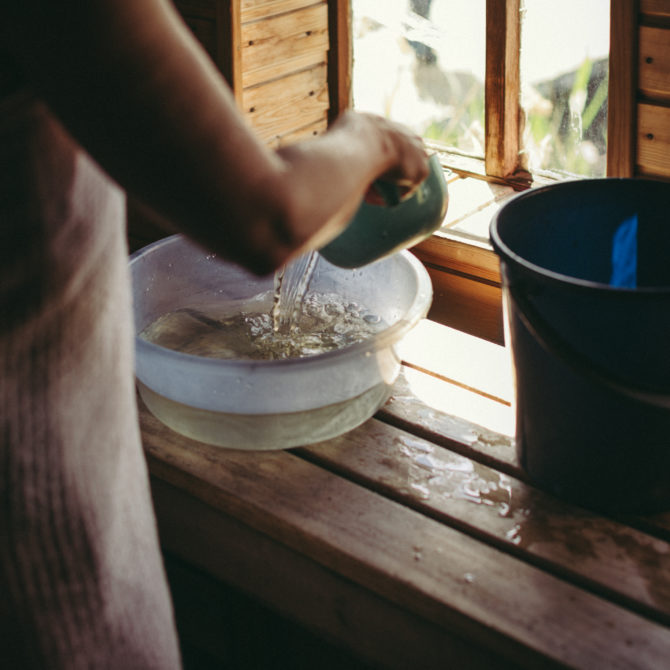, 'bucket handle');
509,284,670,410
